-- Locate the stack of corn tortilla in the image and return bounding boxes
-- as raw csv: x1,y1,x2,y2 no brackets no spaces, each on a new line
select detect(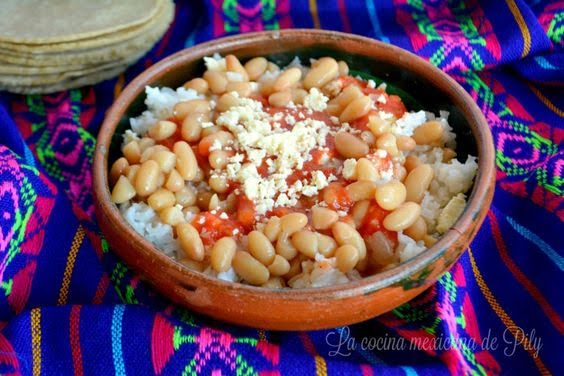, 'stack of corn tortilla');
0,0,174,94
